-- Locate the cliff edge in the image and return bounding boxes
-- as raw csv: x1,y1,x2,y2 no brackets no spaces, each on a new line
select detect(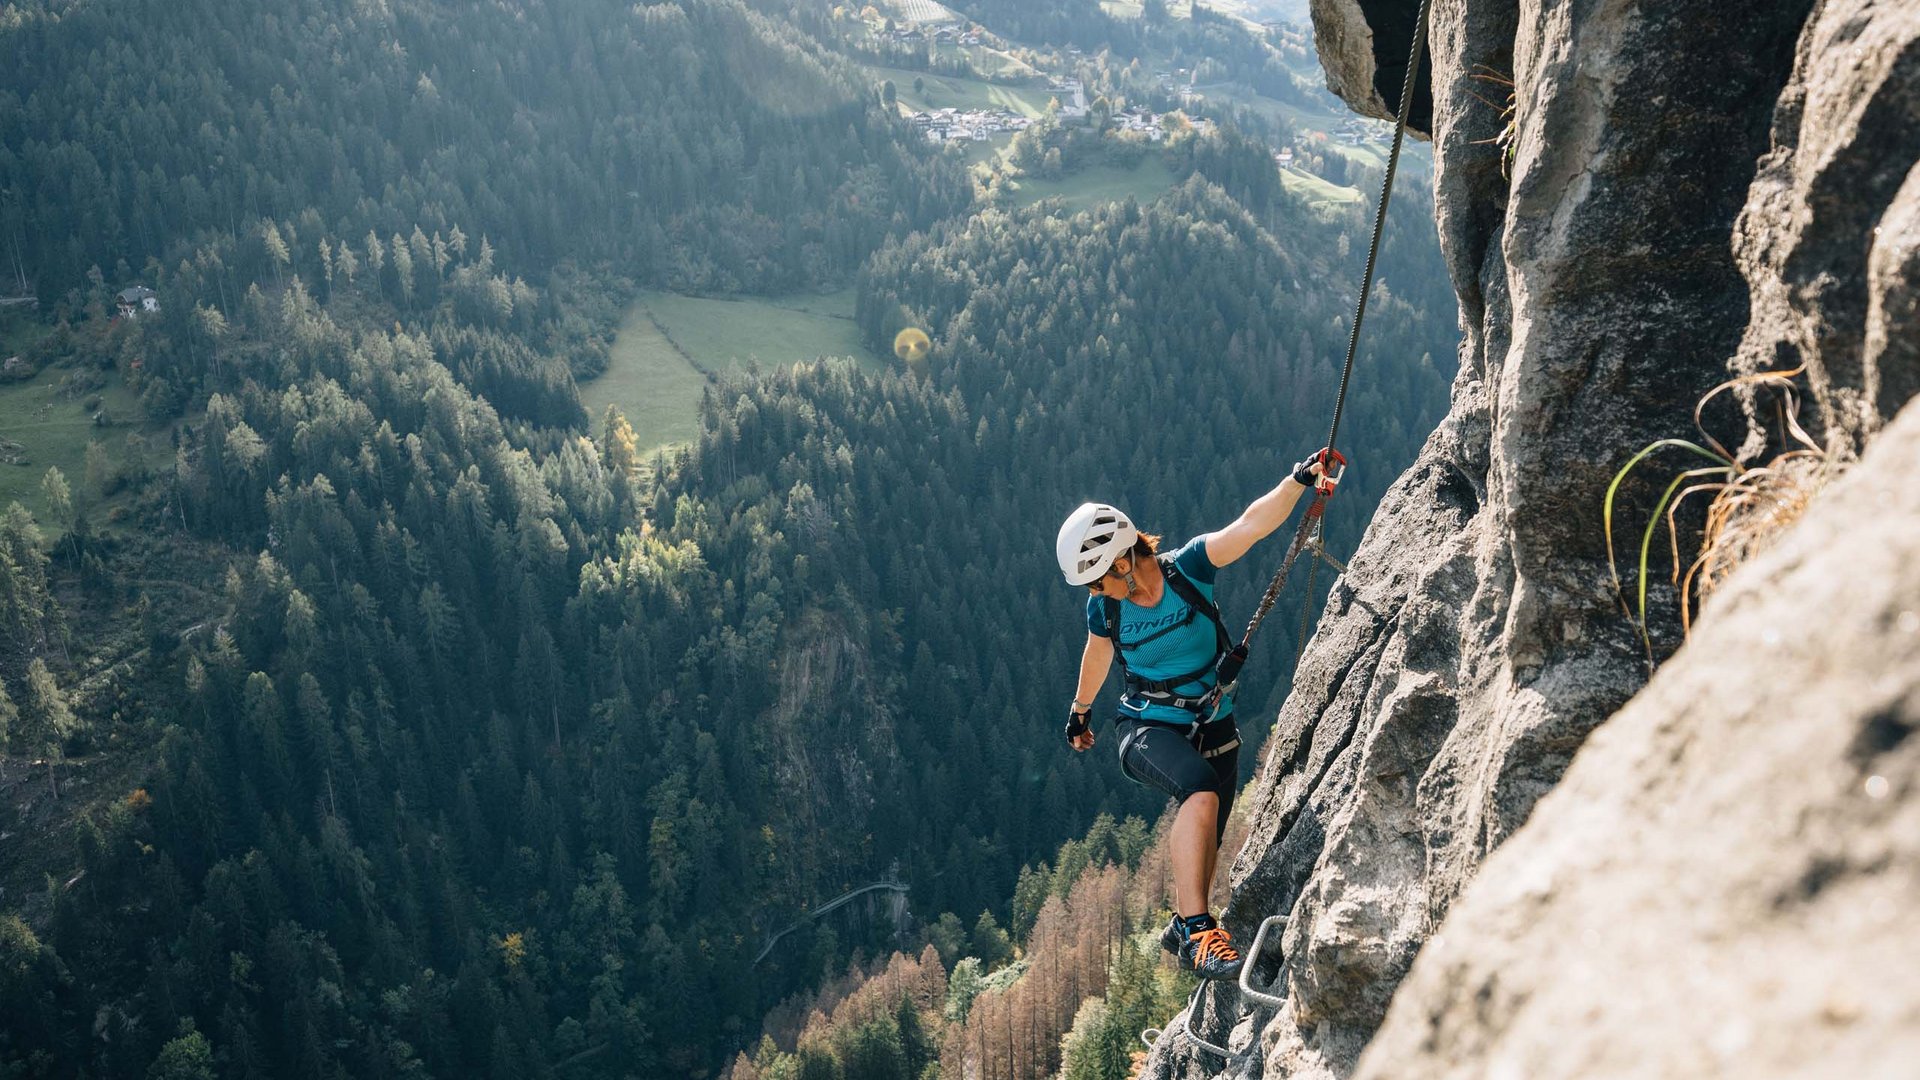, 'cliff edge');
1149,1,1920,1076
